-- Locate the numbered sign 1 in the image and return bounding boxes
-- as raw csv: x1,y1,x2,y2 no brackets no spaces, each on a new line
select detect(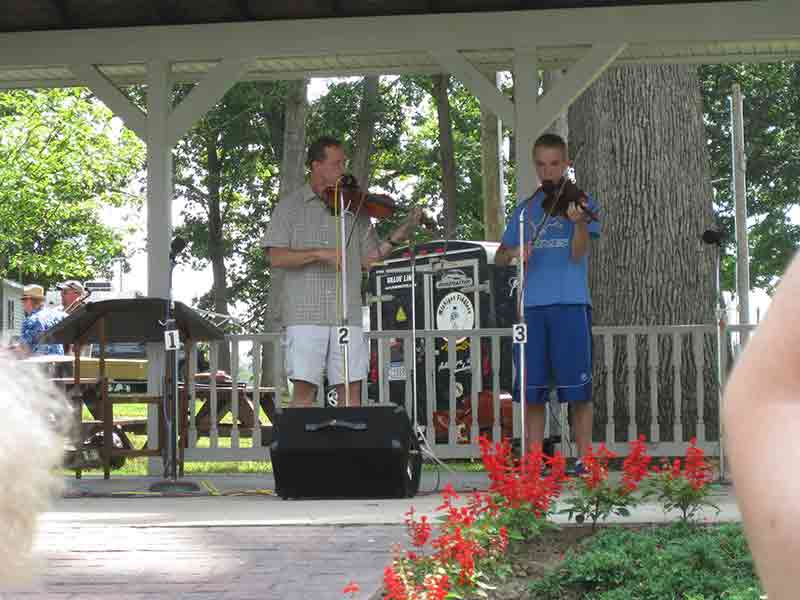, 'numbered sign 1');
164,329,180,351
337,326,350,347
512,323,527,345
